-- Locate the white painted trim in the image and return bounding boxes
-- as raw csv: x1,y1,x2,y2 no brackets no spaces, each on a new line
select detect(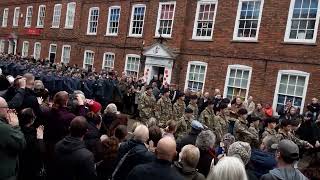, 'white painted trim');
25,6,33,27
51,4,62,28
102,52,115,69
13,7,20,27
33,42,41,60
22,41,29,57
64,2,76,29
2,8,9,27
106,6,121,36
83,50,95,69
233,0,264,41
192,0,218,40
36,5,46,28
223,64,252,99
125,54,140,78
128,4,146,37
284,0,320,44
61,45,71,63
86,7,100,35
272,70,310,114
155,1,176,38
184,61,208,93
